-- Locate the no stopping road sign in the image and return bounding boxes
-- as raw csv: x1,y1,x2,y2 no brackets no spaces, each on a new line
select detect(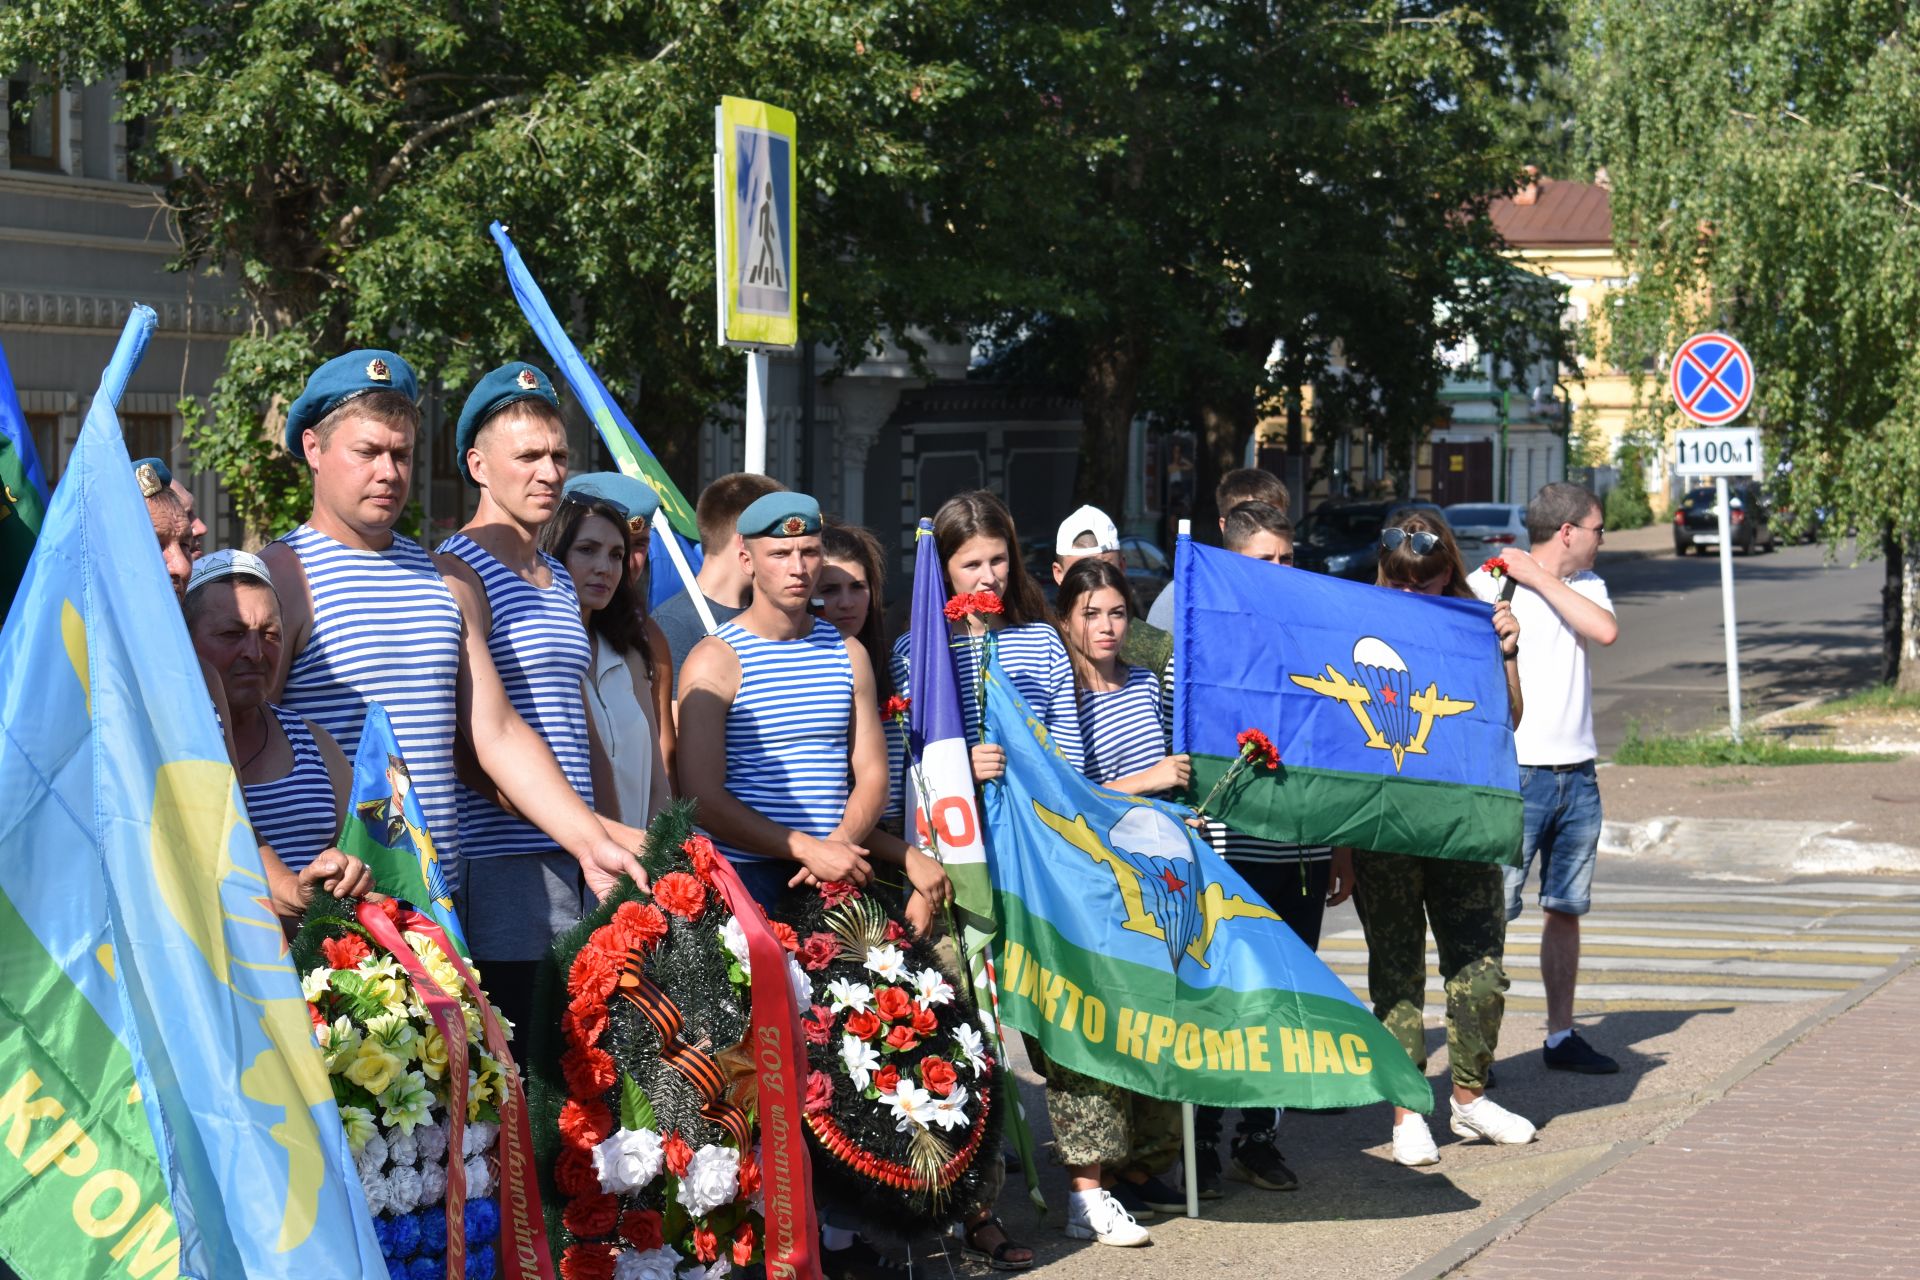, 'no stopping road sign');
1670,331,1755,426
